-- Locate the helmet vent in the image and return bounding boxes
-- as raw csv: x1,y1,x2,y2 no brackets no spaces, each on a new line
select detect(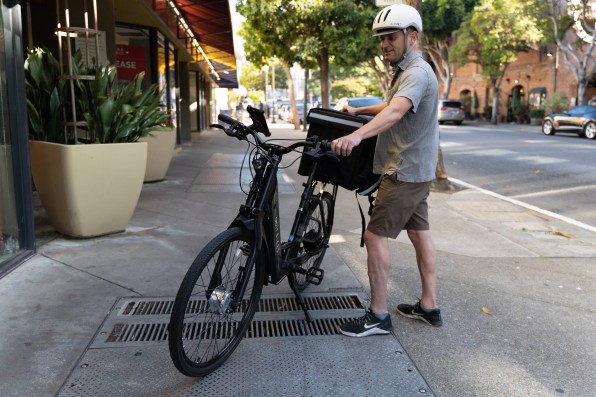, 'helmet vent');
382,9,392,22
